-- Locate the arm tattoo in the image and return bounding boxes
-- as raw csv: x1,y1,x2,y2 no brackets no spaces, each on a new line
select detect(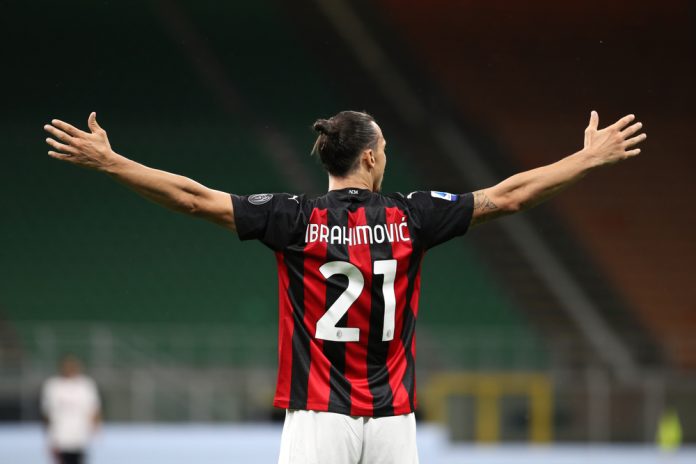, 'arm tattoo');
471,190,504,227
473,191,498,212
